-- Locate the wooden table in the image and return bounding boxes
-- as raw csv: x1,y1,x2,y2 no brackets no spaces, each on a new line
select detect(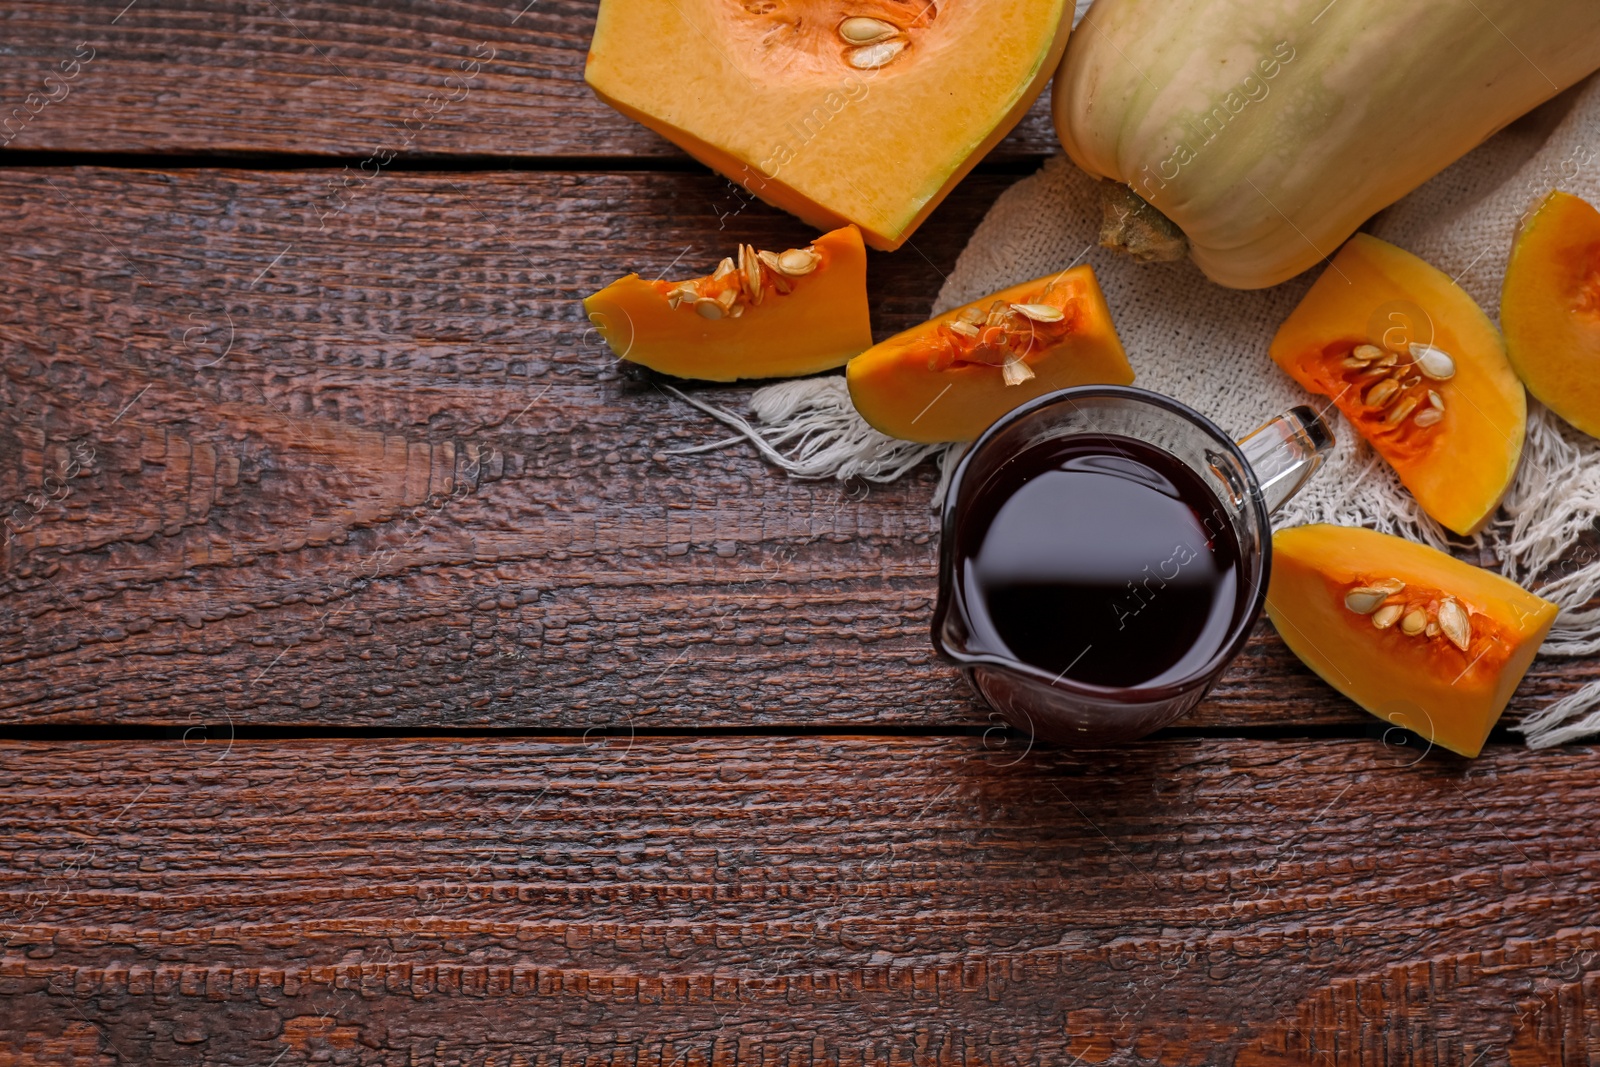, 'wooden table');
2,3,1598,1063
